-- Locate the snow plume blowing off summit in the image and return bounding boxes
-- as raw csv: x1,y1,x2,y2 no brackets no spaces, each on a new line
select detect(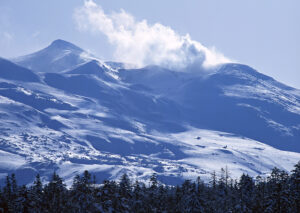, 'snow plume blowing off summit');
74,0,231,70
